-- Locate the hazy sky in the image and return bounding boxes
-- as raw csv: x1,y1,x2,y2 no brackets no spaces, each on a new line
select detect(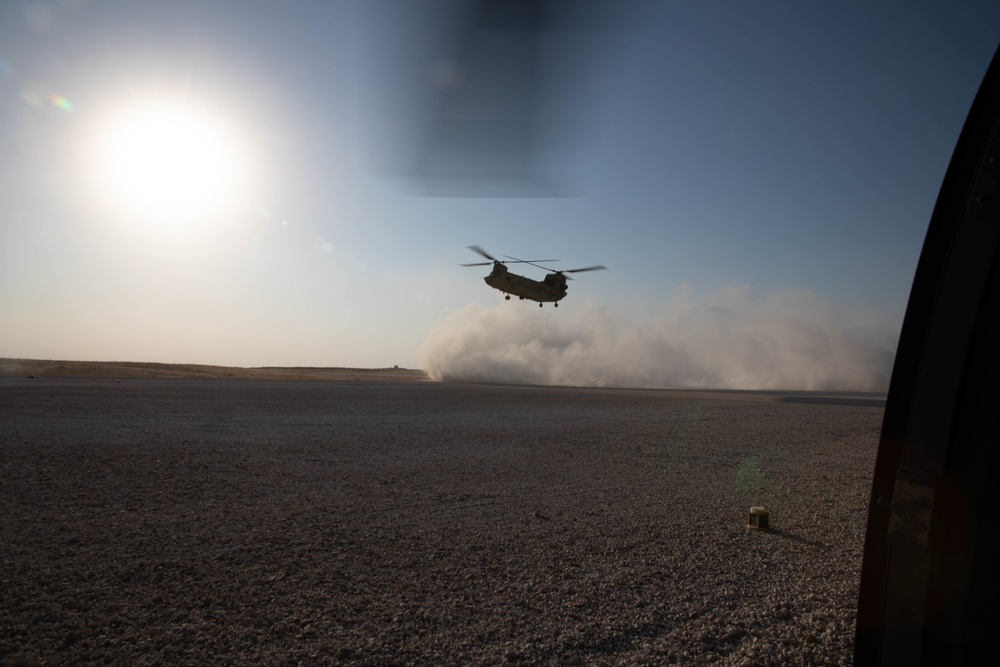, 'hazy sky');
1,1,997,385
